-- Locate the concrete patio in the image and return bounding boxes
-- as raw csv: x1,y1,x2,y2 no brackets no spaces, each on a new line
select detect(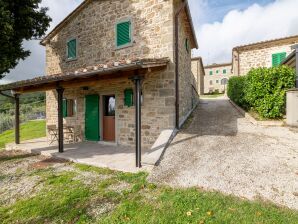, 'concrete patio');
6,137,153,173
